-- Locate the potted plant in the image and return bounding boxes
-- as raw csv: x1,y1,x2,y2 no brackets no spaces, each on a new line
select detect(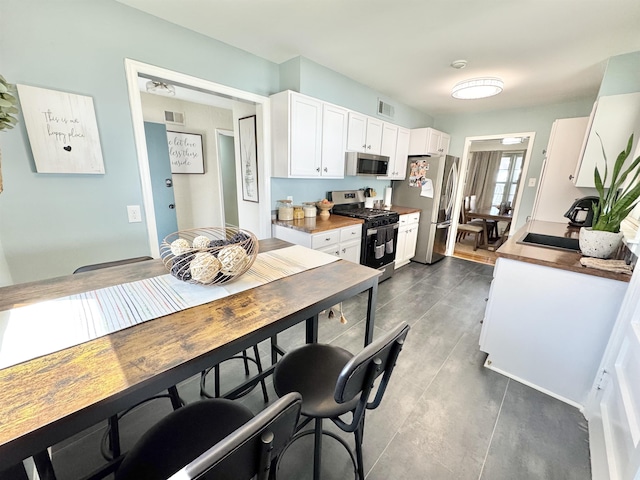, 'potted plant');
0,74,19,194
579,133,640,258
